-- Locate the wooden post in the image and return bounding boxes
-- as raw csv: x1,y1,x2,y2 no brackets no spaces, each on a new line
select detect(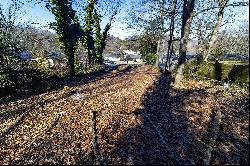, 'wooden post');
90,110,102,165
90,111,98,155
